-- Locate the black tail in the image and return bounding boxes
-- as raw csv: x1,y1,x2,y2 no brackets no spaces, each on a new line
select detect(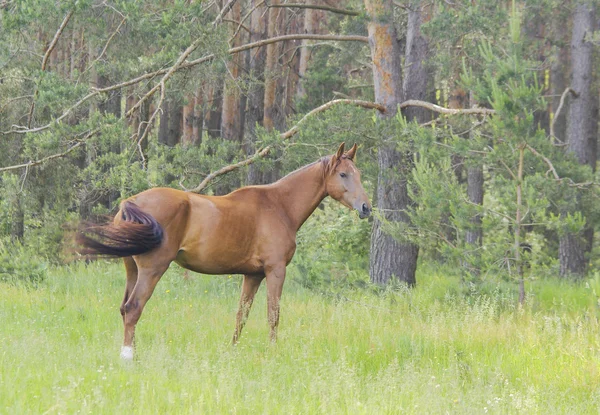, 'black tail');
77,201,164,257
